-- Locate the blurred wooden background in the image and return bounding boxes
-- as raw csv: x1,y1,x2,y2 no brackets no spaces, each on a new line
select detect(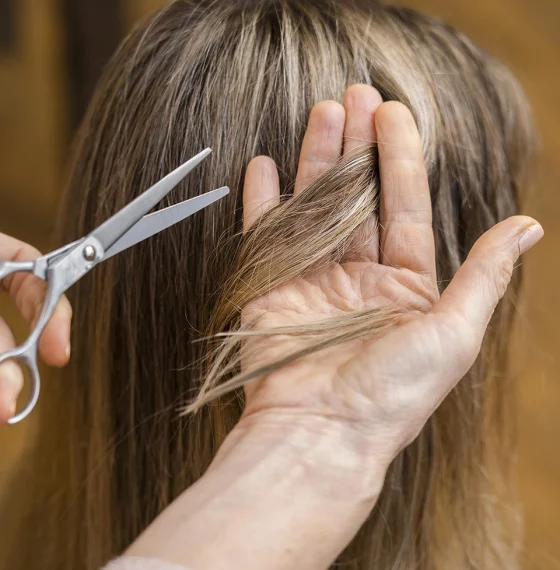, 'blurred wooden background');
0,0,558,567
